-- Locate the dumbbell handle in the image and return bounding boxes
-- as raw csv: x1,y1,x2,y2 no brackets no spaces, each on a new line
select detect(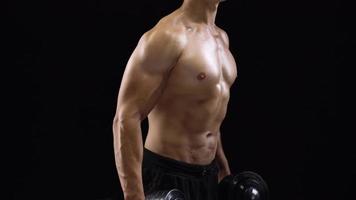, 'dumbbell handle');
145,189,185,200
